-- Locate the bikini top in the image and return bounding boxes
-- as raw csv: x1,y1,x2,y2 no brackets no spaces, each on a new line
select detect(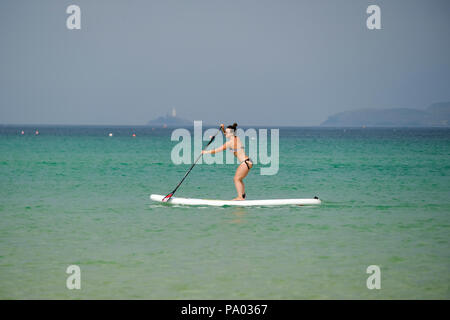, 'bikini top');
229,145,244,152
228,137,244,152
